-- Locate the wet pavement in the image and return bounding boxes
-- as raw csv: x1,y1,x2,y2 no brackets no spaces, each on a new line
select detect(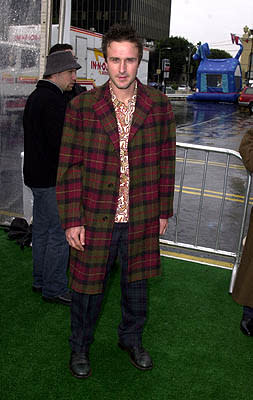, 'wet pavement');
173,100,252,150
163,100,253,261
